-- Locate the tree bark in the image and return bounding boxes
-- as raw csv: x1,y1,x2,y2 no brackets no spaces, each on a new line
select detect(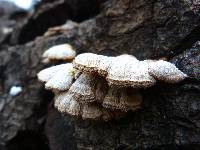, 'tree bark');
0,0,200,149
